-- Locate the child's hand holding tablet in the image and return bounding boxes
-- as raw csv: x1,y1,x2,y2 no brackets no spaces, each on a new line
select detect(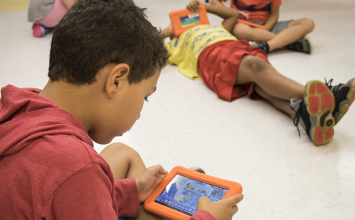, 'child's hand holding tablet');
196,194,244,220
169,1,210,36
144,166,243,220
135,165,169,203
